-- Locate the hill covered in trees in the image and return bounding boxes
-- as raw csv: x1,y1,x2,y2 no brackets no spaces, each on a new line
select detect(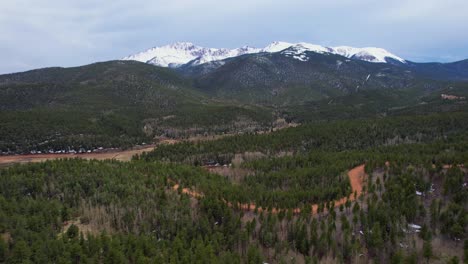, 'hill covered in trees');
1,110,466,263
0,61,273,153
